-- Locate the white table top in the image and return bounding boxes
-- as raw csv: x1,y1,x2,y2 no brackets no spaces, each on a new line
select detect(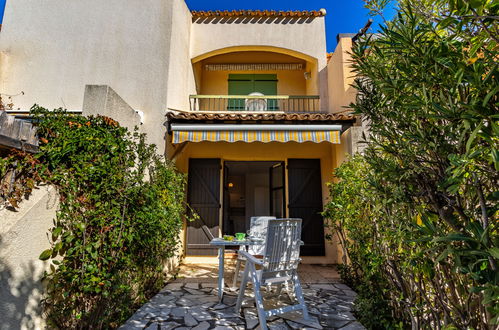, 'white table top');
209,238,264,246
